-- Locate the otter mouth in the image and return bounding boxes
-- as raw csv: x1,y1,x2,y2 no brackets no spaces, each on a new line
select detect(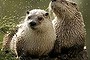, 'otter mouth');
30,26,37,30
